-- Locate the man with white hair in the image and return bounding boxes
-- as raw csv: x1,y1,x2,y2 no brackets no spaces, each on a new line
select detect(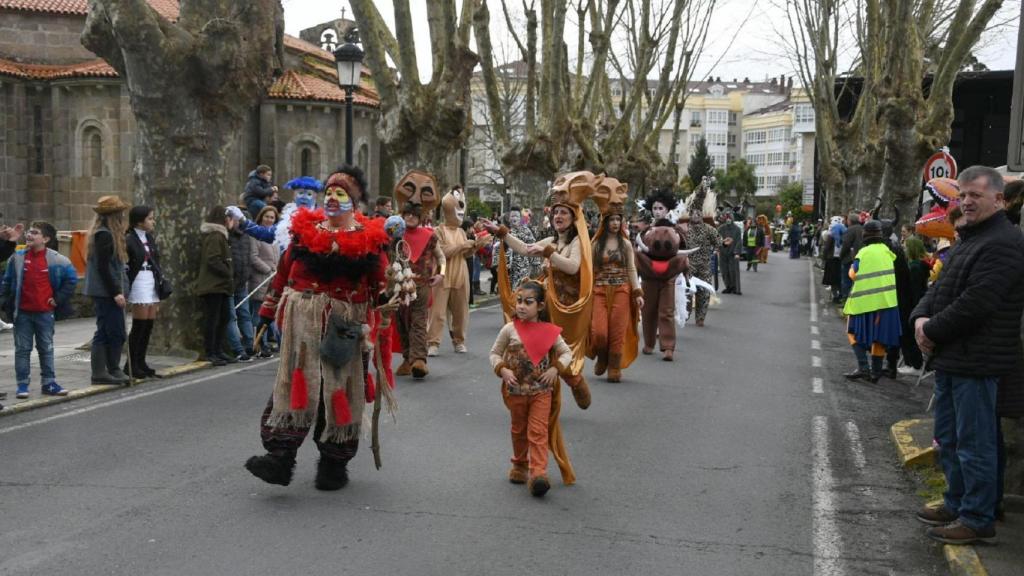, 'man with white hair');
911,166,1024,544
